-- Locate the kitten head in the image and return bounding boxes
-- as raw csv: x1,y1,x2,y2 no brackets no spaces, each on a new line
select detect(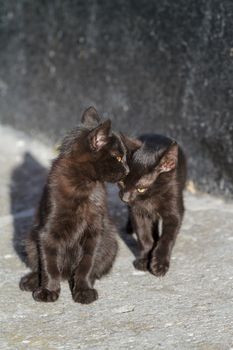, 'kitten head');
118,135,178,203
61,107,130,183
